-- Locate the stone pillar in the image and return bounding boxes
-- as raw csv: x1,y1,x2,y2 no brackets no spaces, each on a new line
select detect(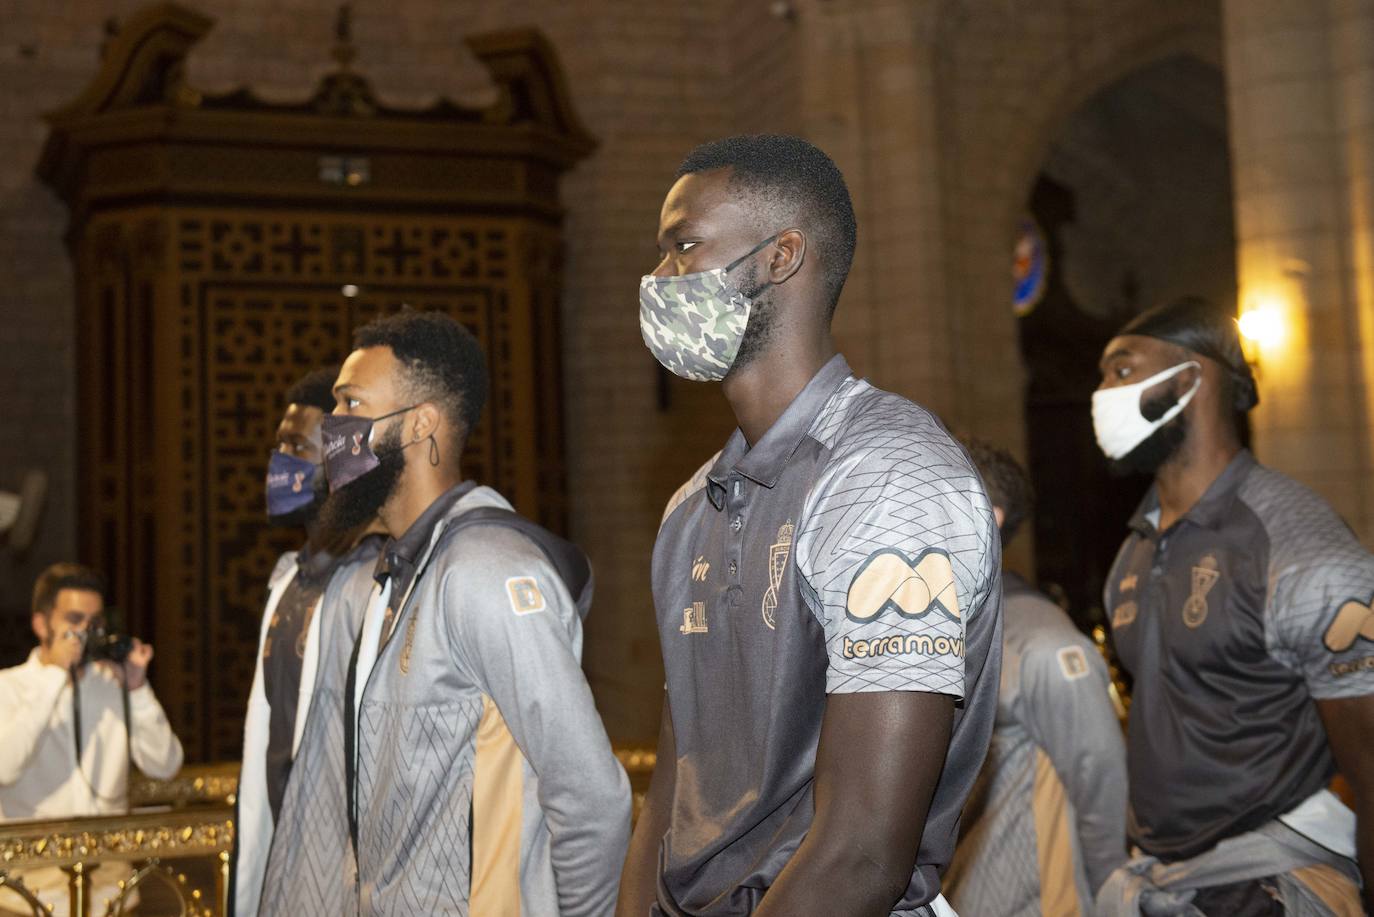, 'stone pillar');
798,0,955,418
1223,0,1374,542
